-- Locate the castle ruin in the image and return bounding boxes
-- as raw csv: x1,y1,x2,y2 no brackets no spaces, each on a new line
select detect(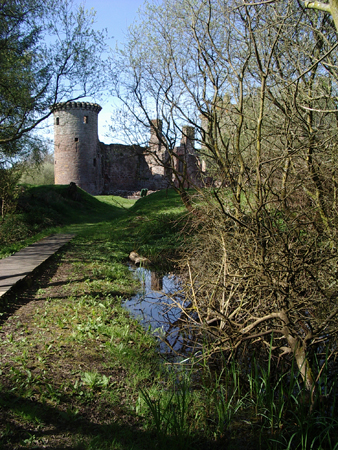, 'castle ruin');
53,101,201,195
